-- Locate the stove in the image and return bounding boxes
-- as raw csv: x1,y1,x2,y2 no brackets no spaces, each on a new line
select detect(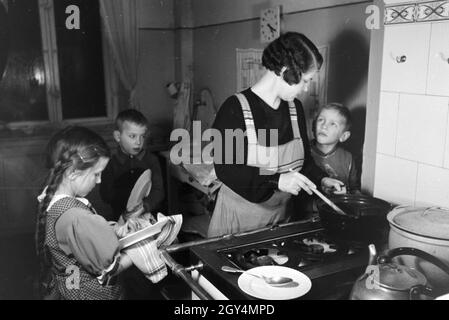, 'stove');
188,219,374,300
